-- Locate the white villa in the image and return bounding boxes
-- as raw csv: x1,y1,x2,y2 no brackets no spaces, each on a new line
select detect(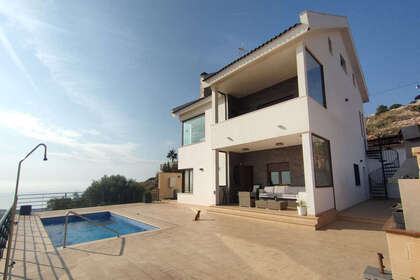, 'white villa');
171,11,370,216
